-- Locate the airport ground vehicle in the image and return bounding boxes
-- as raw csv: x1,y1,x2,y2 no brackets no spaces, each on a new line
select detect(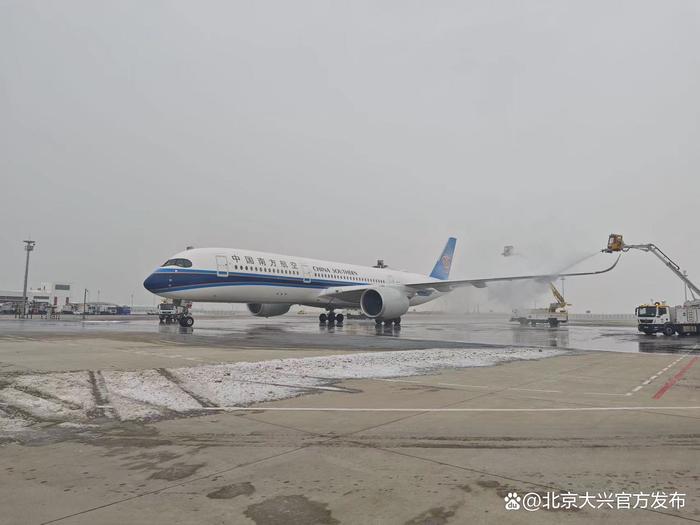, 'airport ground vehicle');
635,301,700,336
510,283,569,327
0,302,16,314
158,300,194,327
604,234,700,336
